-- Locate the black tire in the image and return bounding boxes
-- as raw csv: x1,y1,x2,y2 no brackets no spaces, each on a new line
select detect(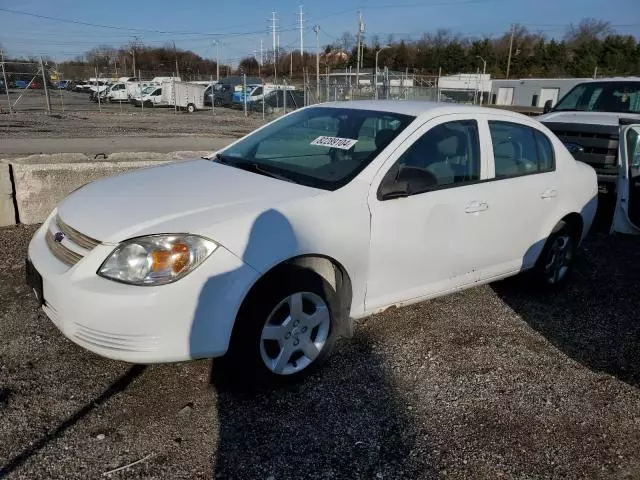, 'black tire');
214,98,223,107
186,103,196,113
530,221,577,291
216,267,340,387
